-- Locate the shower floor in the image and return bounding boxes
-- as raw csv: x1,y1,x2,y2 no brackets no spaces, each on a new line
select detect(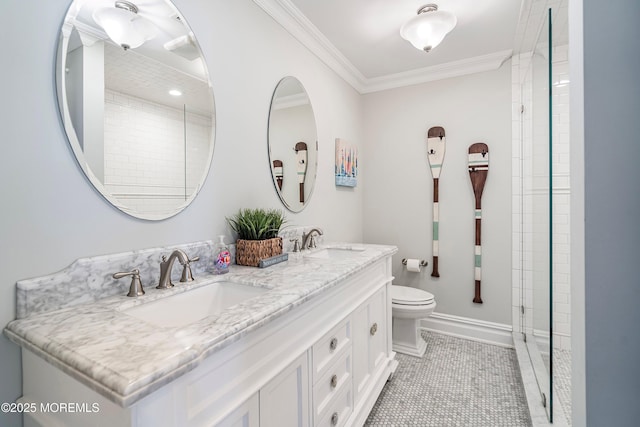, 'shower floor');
542,349,572,425
365,331,532,426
